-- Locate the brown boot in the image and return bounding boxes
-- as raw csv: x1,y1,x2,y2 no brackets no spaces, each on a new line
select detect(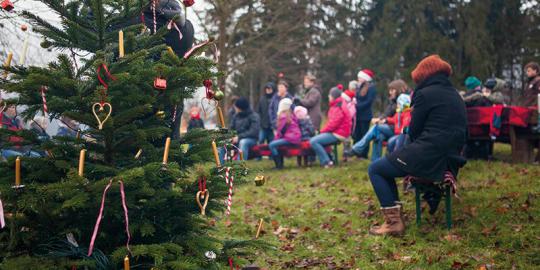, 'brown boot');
369,205,405,236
